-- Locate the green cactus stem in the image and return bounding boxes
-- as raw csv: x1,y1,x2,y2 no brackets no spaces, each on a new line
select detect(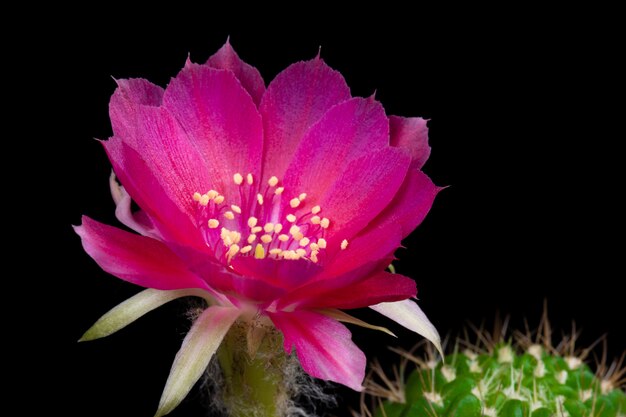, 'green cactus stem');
364,314,625,417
